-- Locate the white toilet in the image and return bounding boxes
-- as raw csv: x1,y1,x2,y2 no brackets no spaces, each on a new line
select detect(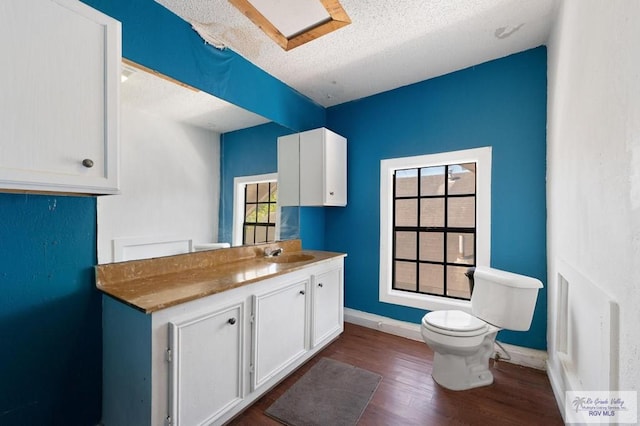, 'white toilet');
420,266,542,391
